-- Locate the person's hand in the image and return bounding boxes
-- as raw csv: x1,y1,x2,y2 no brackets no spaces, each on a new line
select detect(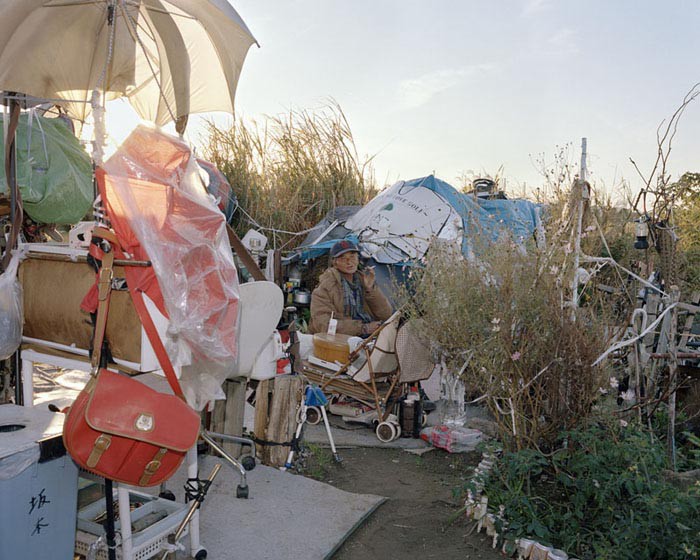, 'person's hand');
362,321,382,336
360,266,376,291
